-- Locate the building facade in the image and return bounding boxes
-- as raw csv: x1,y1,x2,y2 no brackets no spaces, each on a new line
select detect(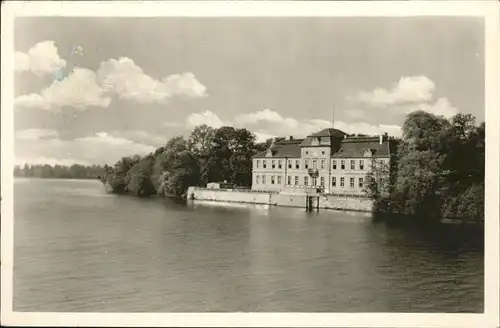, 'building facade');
251,128,391,195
